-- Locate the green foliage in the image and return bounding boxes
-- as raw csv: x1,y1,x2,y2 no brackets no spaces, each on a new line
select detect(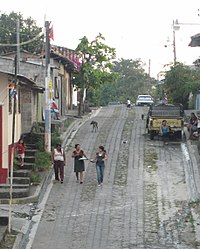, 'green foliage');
34,131,61,151
75,33,117,114
153,82,165,102
76,33,116,68
35,136,44,151
0,11,43,54
30,172,42,184
13,158,19,170
51,131,61,148
164,63,200,109
34,151,51,171
93,58,156,105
